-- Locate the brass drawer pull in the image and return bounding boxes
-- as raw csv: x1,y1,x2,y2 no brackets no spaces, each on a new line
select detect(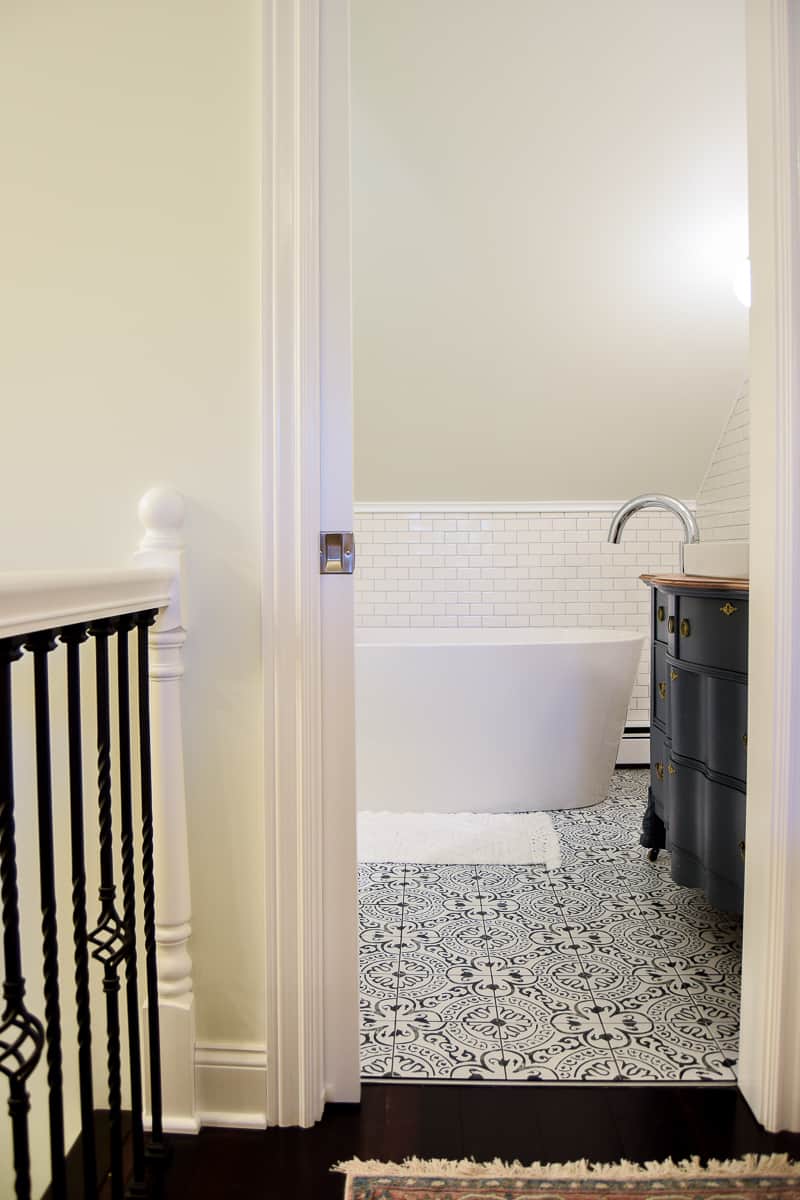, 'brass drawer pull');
658,682,666,700
720,602,738,616
670,669,679,681
668,763,677,775
742,733,748,749
655,762,664,781
668,616,676,634
680,618,691,637
739,839,746,862
657,605,666,623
